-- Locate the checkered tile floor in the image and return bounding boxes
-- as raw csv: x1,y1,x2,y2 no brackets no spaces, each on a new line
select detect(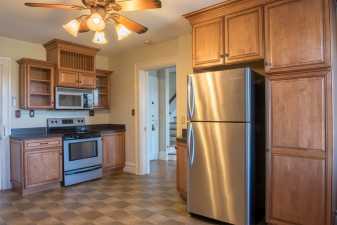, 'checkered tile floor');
0,160,221,225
